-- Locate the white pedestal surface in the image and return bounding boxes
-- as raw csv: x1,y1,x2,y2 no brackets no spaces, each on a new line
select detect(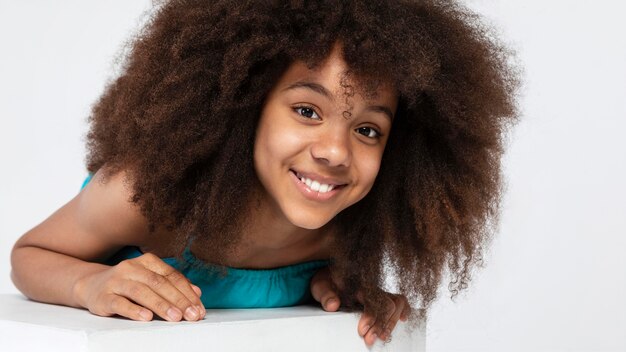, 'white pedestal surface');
0,294,425,351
